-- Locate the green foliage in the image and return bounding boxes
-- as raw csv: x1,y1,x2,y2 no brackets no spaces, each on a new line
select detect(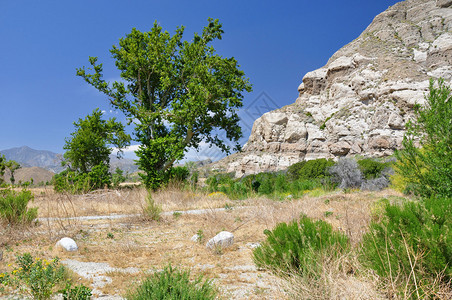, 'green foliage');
77,19,252,190
126,264,217,300
361,196,452,296
169,166,190,183
253,215,349,275
288,159,335,181
112,167,126,187
2,253,65,300
357,158,389,179
0,154,6,184
58,109,130,193
53,164,111,194
0,189,37,225
63,108,130,174
206,170,325,200
143,194,162,221
5,160,21,185
59,283,92,300
395,79,452,197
